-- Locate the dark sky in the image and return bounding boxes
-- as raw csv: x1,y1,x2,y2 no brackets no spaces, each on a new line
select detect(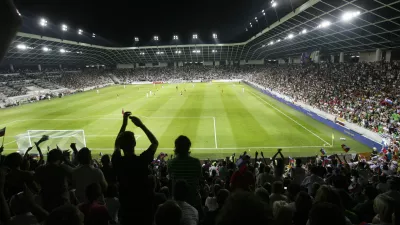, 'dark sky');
14,0,305,47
